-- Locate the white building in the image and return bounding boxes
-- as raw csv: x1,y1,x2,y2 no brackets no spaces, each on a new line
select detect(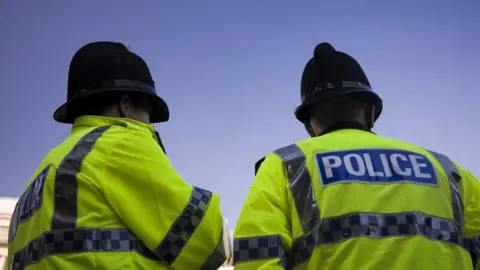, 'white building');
0,197,16,269
0,197,233,269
